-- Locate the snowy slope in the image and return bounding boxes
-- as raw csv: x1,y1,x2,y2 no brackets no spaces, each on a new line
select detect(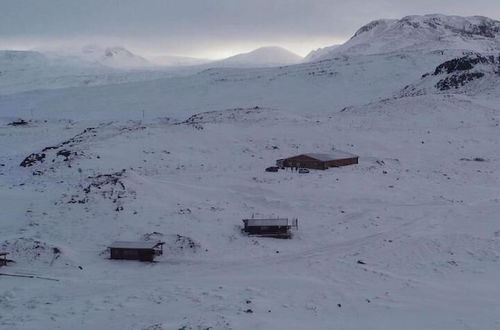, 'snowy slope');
304,44,339,62
0,50,110,94
212,46,303,68
1,96,500,329
6,13,500,120
310,14,500,60
400,53,500,97
0,50,192,95
0,50,455,120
